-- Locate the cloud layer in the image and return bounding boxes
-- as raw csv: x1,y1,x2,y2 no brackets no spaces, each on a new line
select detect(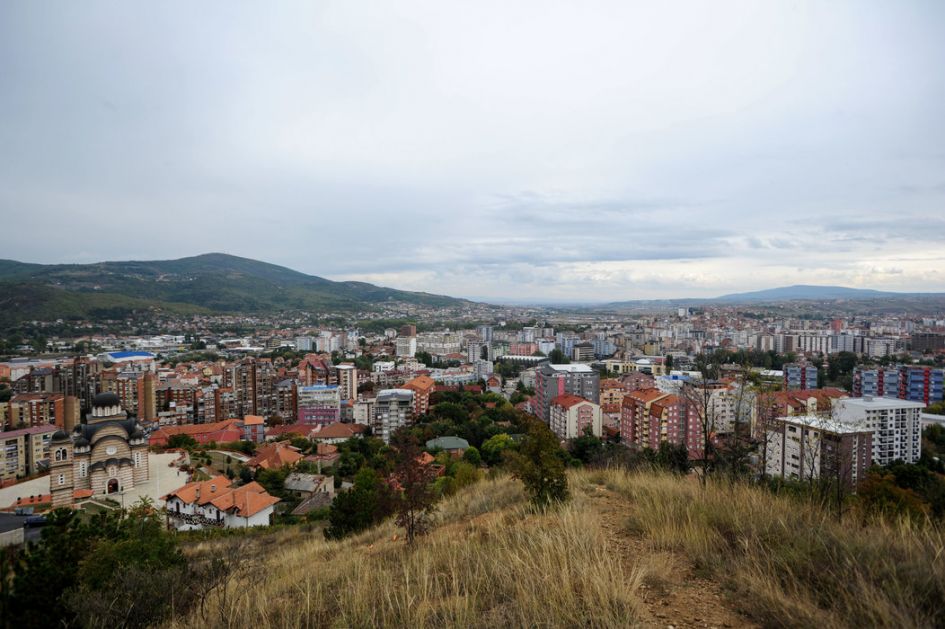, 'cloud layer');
2,1,944,302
